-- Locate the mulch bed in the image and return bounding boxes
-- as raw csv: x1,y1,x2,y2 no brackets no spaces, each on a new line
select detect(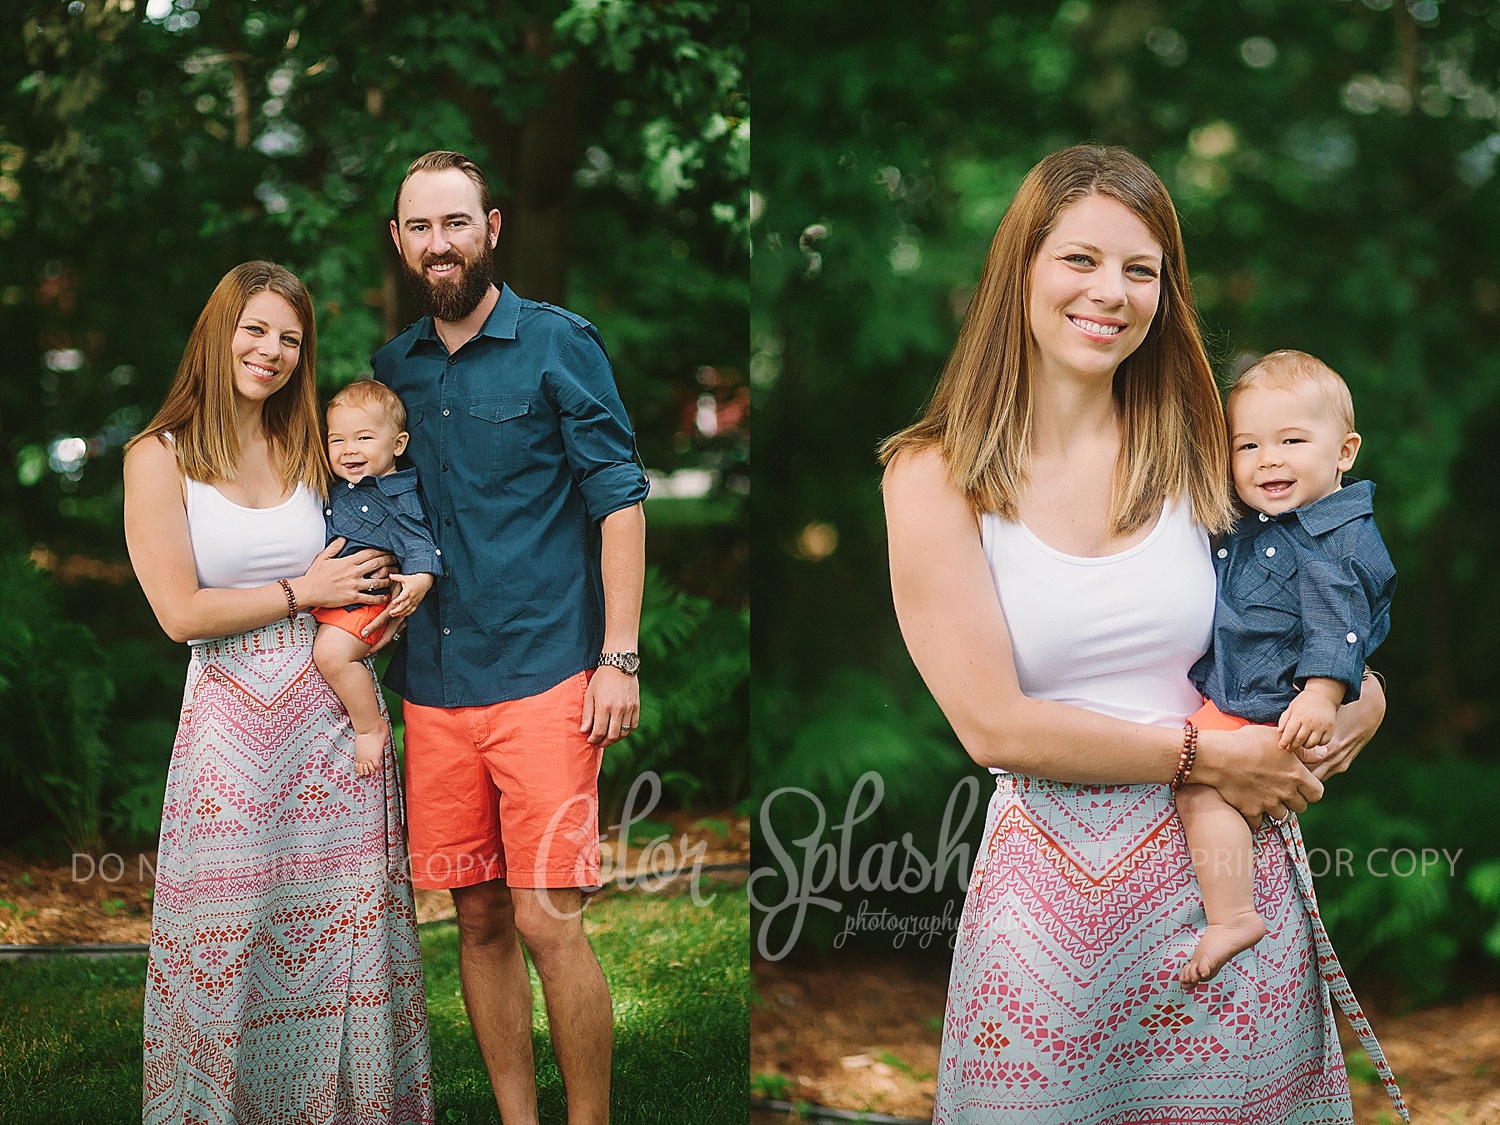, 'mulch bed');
0,808,749,945
753,956,1500,1124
